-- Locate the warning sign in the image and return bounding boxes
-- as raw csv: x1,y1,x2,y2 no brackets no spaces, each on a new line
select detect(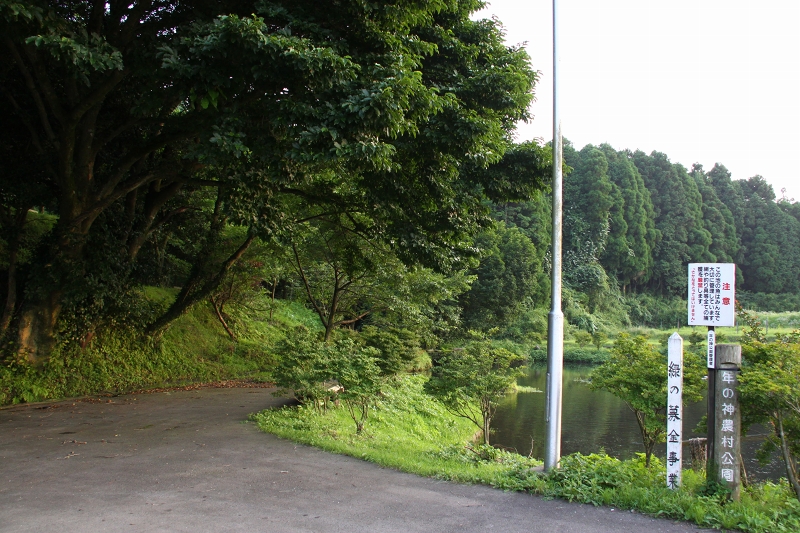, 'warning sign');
688,263,735,327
